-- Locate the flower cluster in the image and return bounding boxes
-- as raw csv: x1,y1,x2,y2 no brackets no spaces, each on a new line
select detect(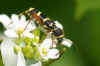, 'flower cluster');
0,14,72,66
